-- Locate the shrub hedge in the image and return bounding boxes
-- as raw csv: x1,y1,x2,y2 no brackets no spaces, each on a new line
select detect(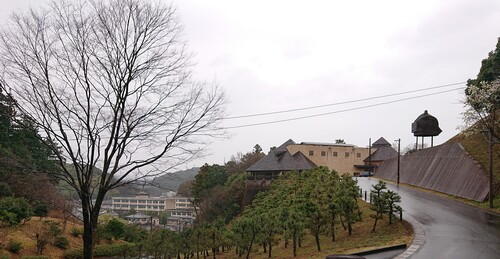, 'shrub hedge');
64,243,136,259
